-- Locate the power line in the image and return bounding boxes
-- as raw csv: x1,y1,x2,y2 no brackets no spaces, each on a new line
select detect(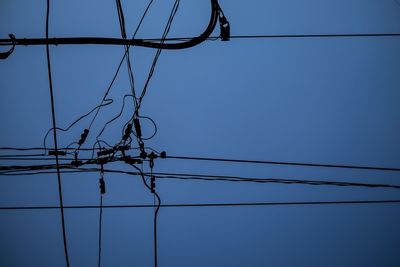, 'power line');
165,155,400,172
1,199,400,211
1,33,399,47
1,167,399,190
45,1,70,265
